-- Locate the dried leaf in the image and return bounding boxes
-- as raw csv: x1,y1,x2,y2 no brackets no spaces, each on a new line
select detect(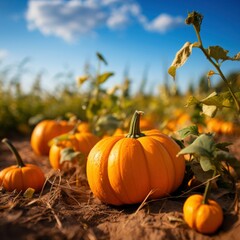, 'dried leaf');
23,188,35,198
232,52,240,60
202,104,218,117
168,42,193,79
207,46,229,63
76,75,89,87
